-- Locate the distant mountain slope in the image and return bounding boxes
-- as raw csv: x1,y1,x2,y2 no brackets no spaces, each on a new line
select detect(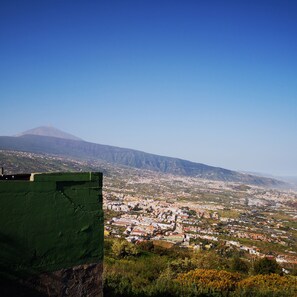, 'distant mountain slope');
0,150,109,176
16,126,82,141
0,134,286,187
